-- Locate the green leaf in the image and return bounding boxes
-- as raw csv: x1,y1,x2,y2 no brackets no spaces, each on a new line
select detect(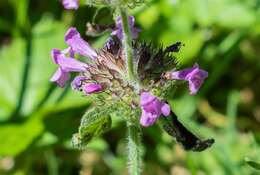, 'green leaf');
245,157,260,170
20,15,70,116
0,116,44,156
0,15,73,120
0,38,26,120
72,106,112,148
